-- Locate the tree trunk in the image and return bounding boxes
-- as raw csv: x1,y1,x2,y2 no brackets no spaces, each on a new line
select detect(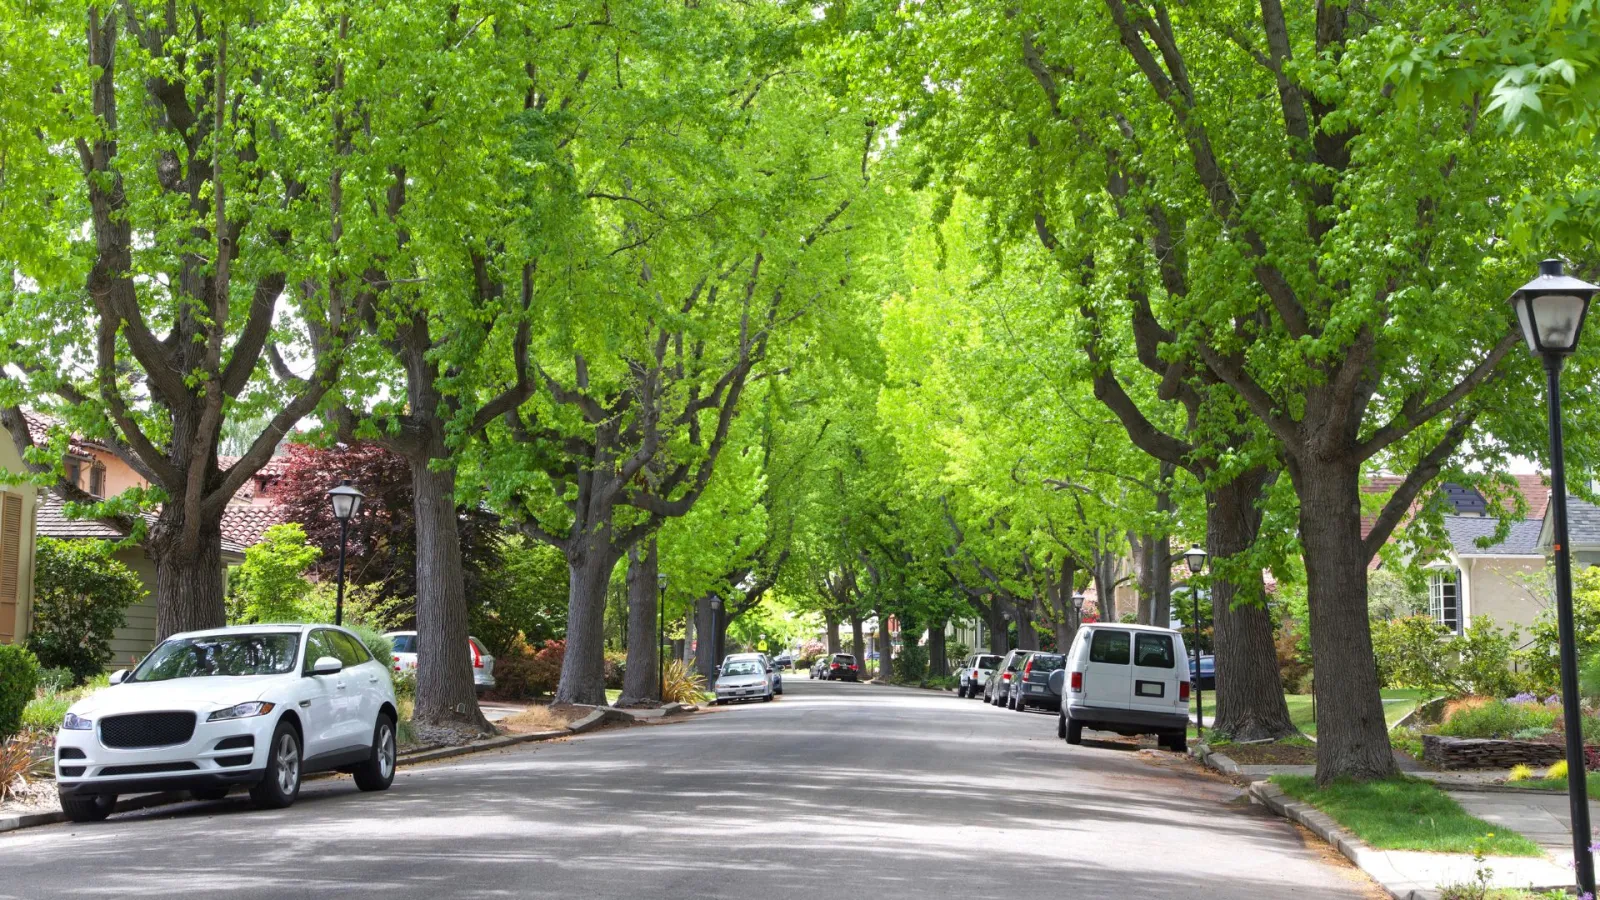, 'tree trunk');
825,613,840,655
410,462,490,733
692,595,715,677
1050,557,1078,651
1290,457,1396,783
555,534,624,706
850,614,864,664
1207,469,1298,742
149,515,226,639
1092,542,1120,622
876,610,893,682
928,618,948,676
617,537,661,706
985,600,1006,654
1014,598,1040,650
